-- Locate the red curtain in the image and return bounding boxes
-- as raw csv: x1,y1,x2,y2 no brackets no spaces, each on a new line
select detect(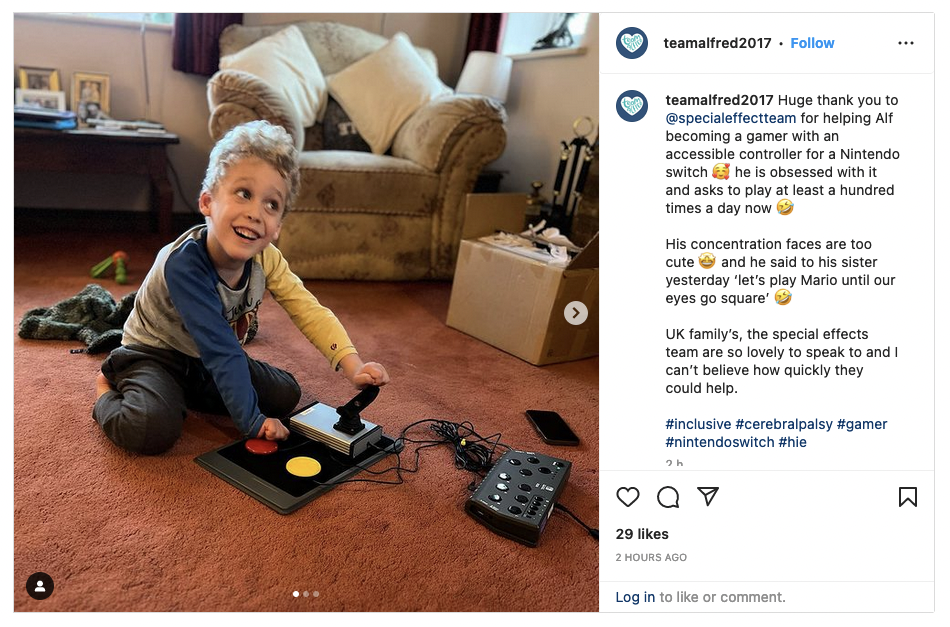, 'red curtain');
465,13,505,55
172,13,243,76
